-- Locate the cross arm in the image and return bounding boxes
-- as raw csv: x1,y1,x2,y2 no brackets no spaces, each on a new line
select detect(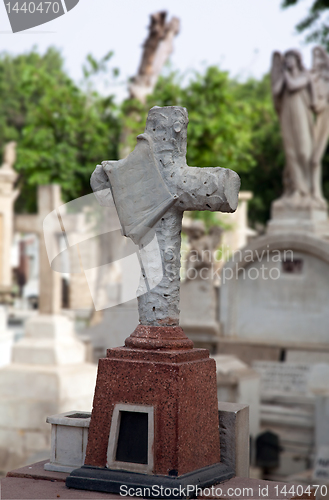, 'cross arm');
176,165,240,213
